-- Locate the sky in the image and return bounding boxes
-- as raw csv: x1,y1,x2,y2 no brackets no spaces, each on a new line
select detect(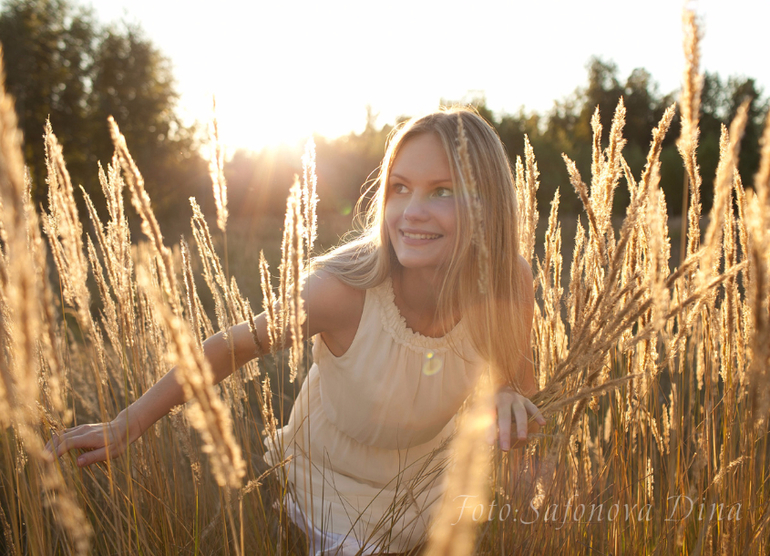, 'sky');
85,0,770,153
